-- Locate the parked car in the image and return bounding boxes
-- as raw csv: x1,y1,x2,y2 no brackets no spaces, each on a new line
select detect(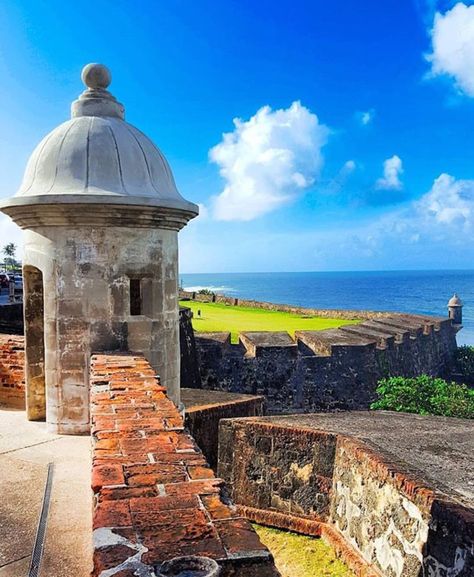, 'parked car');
13,275,23,289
